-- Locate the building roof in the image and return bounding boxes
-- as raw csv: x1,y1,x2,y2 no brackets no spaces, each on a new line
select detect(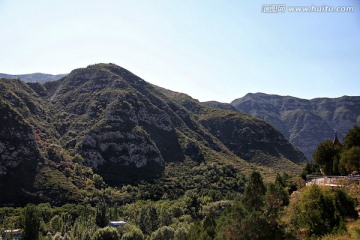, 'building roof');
333,131,343,146
109,221,126,225
3,229,21,233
